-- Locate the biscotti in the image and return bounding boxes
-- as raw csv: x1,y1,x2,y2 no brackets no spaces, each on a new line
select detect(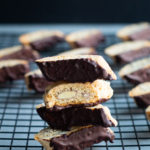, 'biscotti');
25,69,52,93
34,125,115,150
58,47,97,55
36,103,117,130
44,80,113,110
0,59,30,83
19,30,64,51
105,41,150,64
36,55,117,82
146,106,150,121
119,57,150,84
65,29,104,48
0,45,40,61
129,82,150,108
117,22,150,41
